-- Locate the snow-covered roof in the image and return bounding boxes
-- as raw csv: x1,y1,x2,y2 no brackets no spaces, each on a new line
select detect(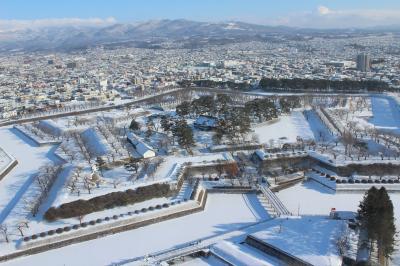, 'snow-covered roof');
127,132,155,156
255,149,266,159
